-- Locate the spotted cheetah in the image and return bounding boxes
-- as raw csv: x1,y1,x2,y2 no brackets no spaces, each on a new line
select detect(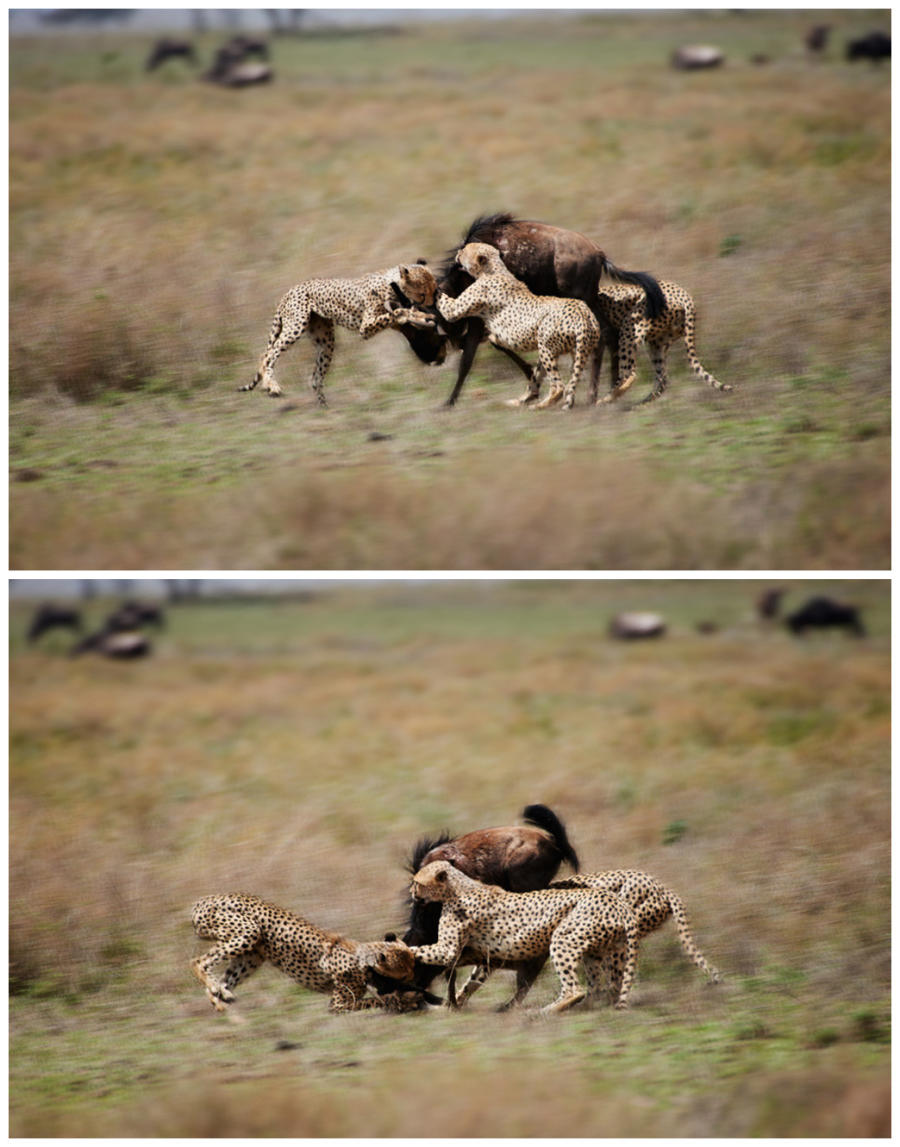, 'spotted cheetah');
551,869,720,986
592,280,731,405
242,262,439,405
436,242,600,410
190,893,418,1014
409,860,638,1013
452,868,719,1010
